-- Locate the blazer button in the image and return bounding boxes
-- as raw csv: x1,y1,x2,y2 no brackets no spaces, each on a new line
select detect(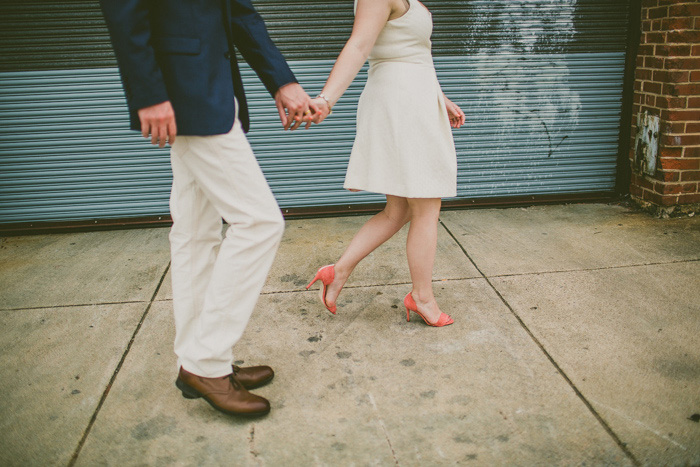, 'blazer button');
224,51,231,60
